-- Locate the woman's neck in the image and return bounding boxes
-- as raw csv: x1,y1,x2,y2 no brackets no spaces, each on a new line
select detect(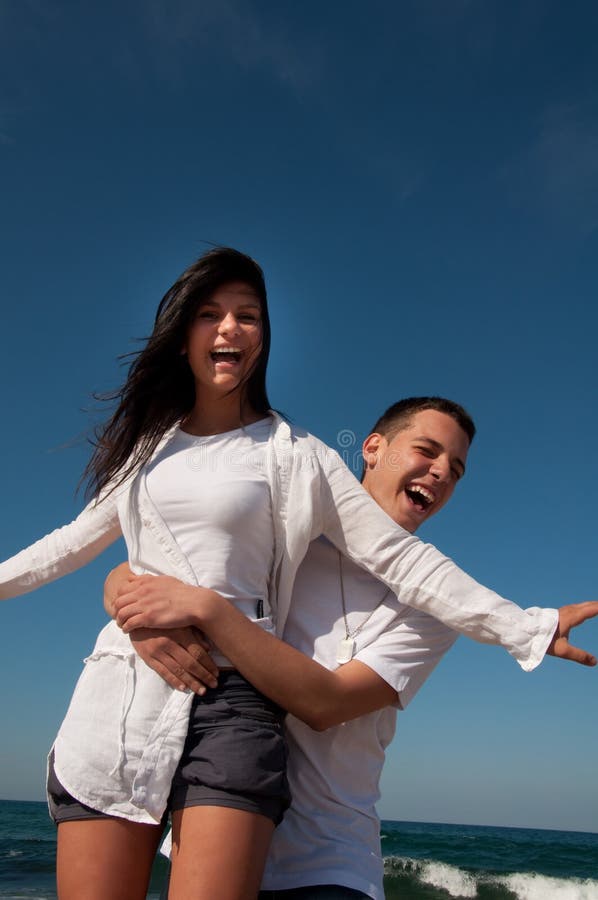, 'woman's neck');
182,395,265,436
